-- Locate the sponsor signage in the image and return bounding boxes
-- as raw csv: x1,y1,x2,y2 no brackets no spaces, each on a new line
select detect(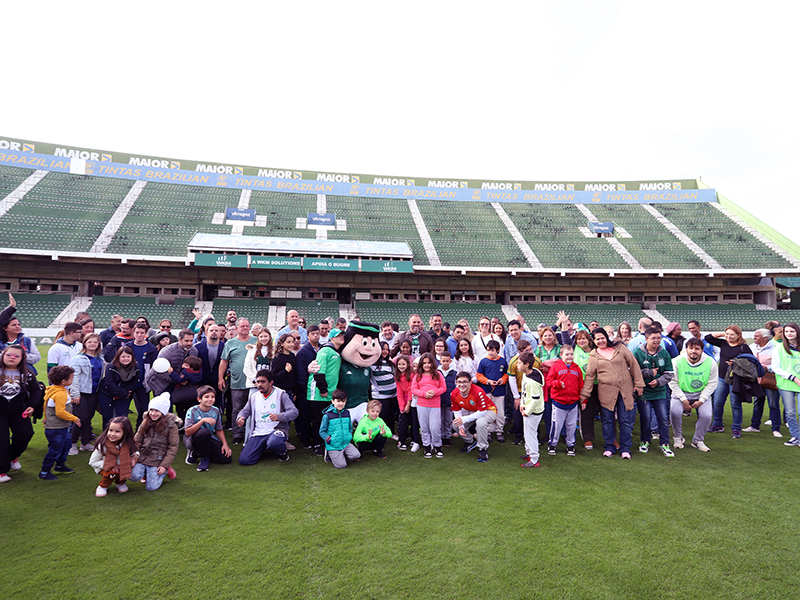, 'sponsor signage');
251,256,302,270
589,222,614,234
225,207,256,221
307,213,336,226
302,258,358,271
361,260,414,273
195,254,247,268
